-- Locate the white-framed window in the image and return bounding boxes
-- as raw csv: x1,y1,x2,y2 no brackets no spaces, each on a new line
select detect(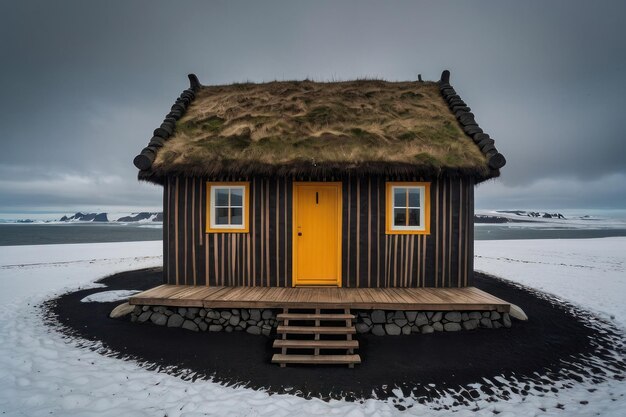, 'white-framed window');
386,182,430,234
206,182,249,233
